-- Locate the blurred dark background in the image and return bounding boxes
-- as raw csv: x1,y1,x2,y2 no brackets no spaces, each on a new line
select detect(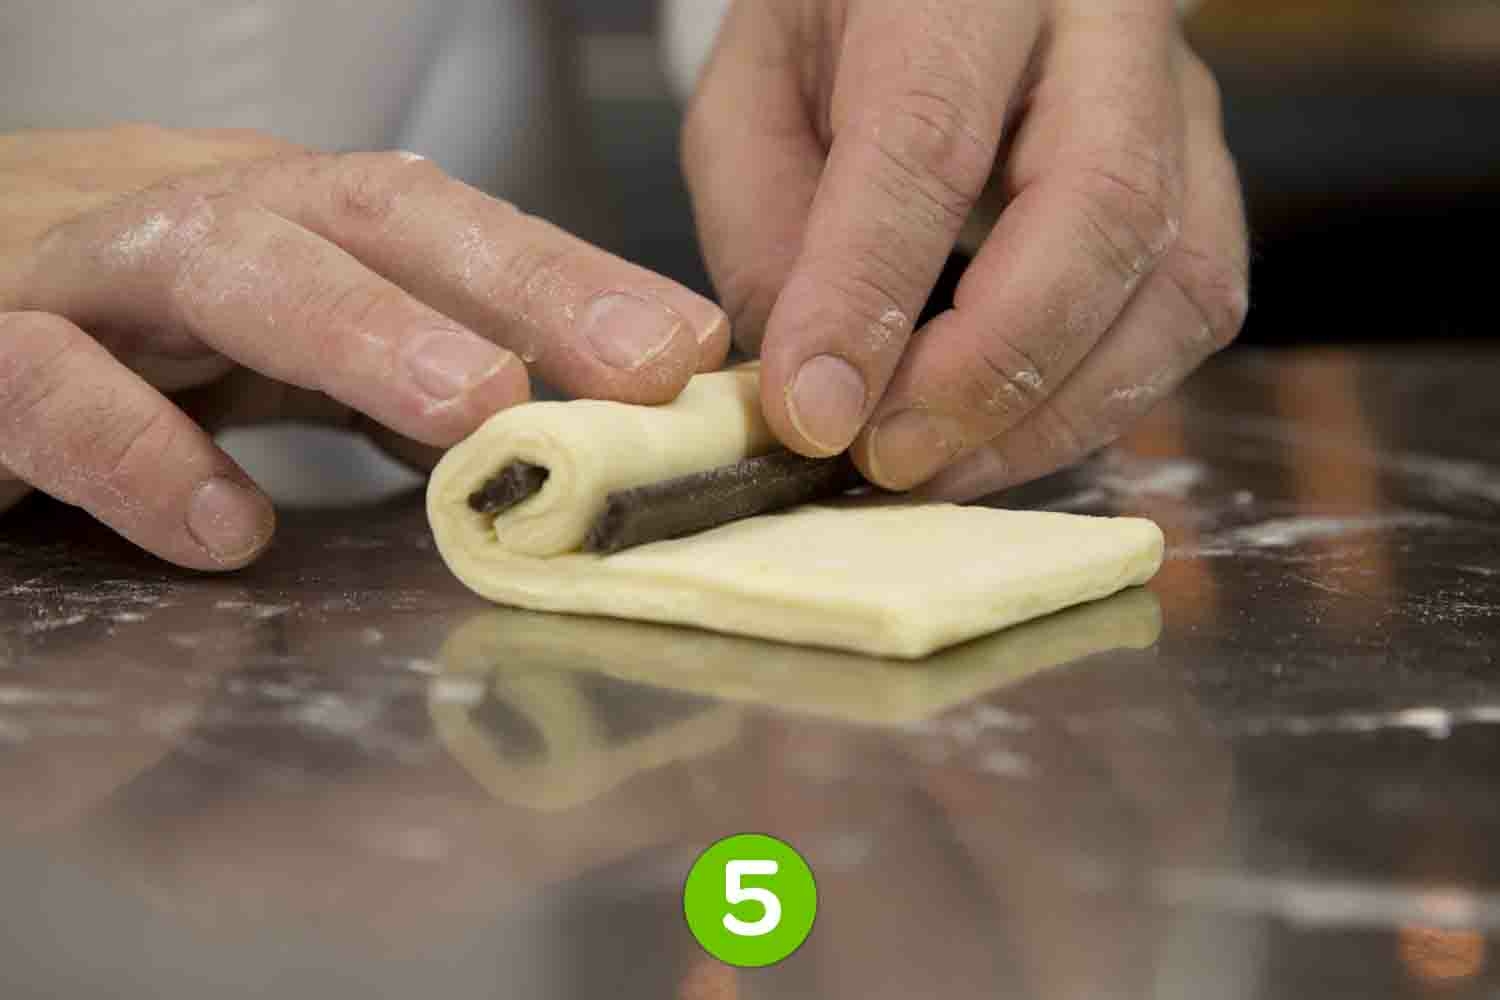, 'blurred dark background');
557,0,1500,347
